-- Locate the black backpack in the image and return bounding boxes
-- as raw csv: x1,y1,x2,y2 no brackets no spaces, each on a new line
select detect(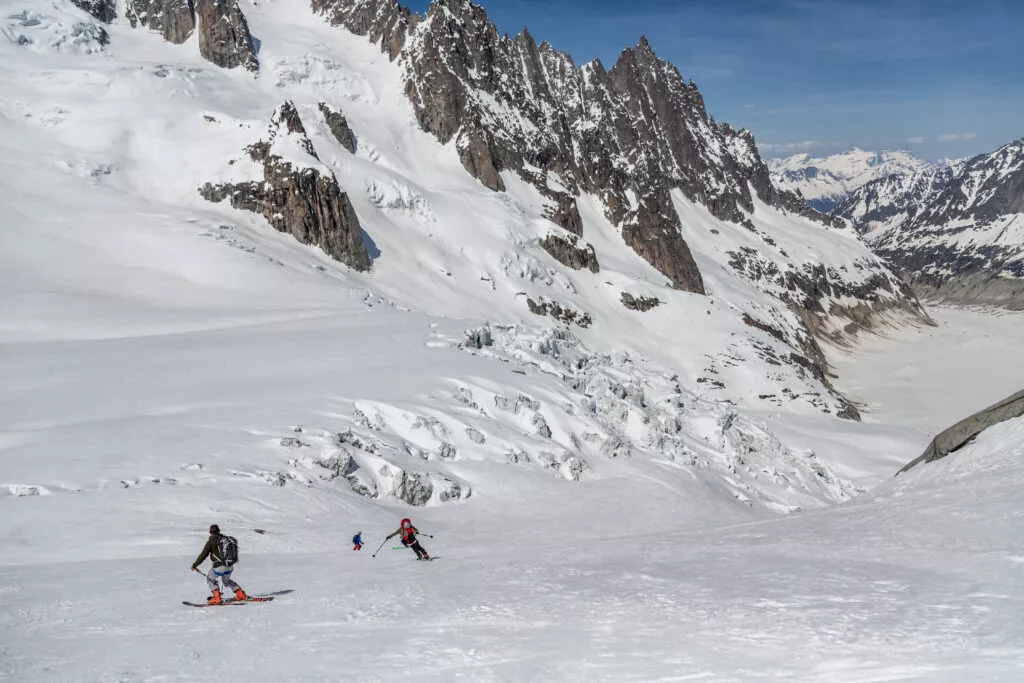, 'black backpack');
217,535,239,567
